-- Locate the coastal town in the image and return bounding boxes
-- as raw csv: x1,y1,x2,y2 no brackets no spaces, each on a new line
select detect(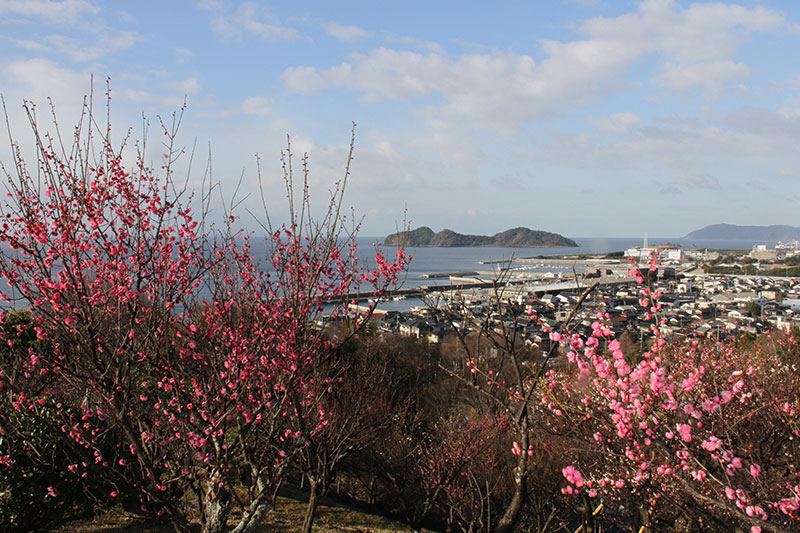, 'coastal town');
347,241,800,351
